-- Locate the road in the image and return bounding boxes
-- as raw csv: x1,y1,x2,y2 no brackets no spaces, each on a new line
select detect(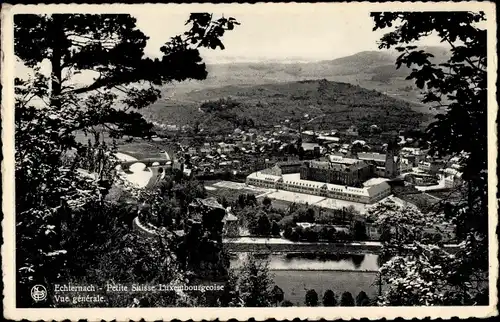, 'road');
223,237,462,254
